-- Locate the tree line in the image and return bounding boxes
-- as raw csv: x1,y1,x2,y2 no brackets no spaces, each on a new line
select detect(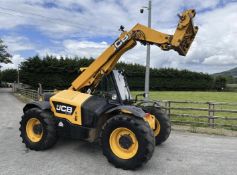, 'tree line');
0,55,227,91
0,39,11,64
